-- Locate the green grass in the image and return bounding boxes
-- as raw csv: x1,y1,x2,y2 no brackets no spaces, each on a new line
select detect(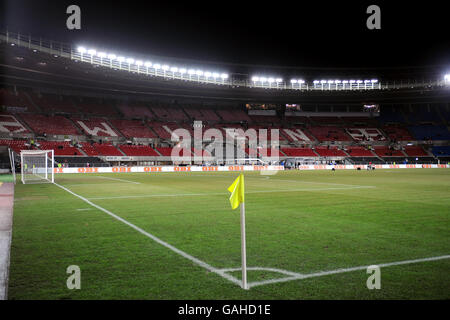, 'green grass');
8,169,450,299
